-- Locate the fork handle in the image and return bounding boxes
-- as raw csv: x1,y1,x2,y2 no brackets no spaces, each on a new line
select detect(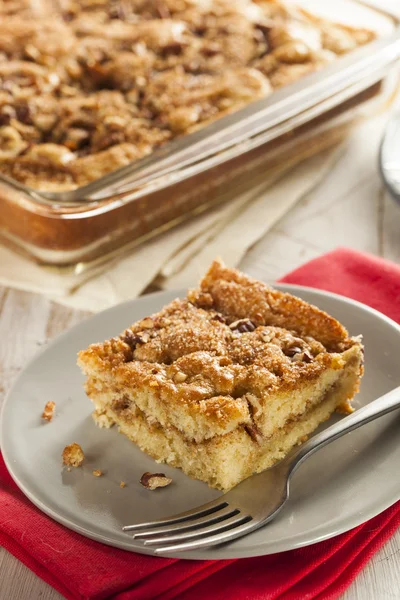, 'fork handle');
287,385,400,477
